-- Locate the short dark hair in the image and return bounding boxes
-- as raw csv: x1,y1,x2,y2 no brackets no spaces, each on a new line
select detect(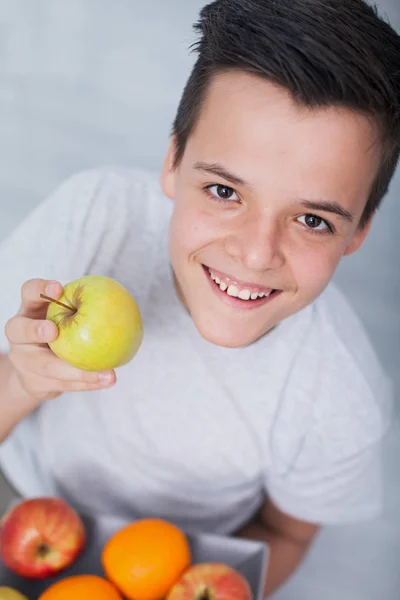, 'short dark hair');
172,0,400,228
